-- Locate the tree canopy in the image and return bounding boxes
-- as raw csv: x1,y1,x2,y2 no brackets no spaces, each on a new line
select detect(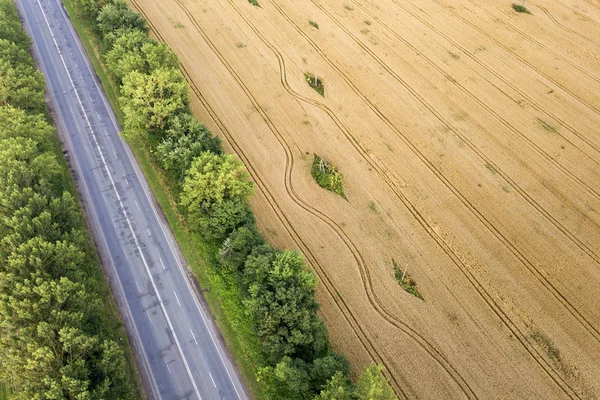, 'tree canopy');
104,30,178,82
120,67,189,138
0,1,137,396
